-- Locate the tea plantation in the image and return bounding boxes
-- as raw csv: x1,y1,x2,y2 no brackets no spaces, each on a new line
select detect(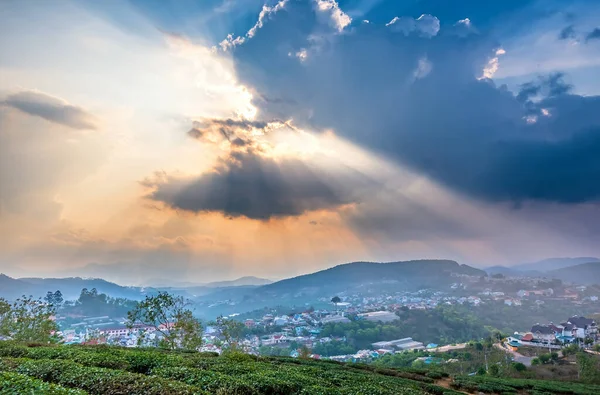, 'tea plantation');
0,342,599,394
